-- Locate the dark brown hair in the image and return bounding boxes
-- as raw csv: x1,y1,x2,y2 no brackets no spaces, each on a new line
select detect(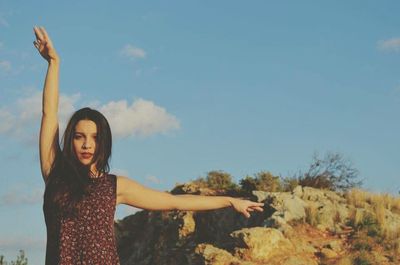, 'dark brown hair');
43,107,112,217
